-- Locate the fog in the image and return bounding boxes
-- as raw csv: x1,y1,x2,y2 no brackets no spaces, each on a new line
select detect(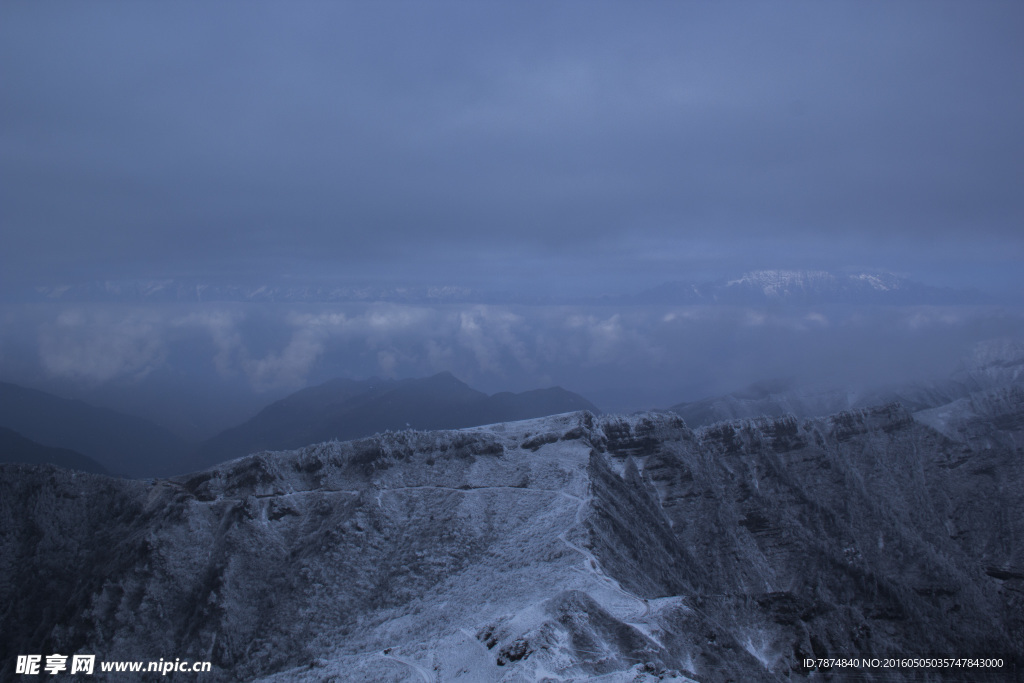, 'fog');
1,294,1020,440
2,2,1023,440
4,3,1024,292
